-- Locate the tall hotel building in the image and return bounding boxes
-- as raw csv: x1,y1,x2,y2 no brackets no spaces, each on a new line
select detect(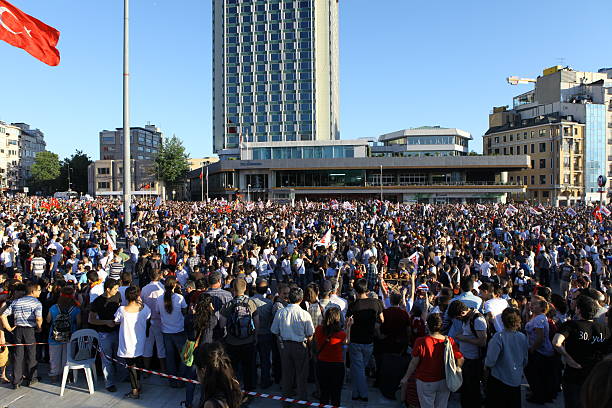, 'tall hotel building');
212,0,340,155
